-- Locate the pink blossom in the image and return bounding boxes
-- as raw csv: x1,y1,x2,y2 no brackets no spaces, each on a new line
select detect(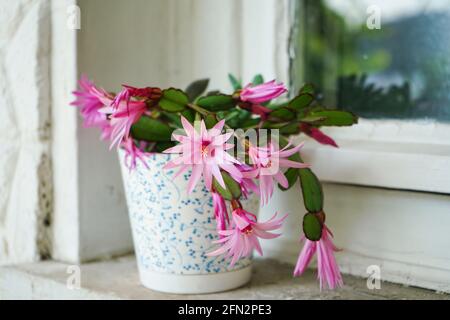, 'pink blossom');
71,75,112,128
212,192,229,238
100,99,148,149
245,140,309,205
229,164,260,198
111,86,133,110
163,117,242,193
208,209,287,266
300,123,338,148
100,122,114,141
240,80,287,104
100,84,157,149
294,224,343,290
72,77,149,147
121,137,150,172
